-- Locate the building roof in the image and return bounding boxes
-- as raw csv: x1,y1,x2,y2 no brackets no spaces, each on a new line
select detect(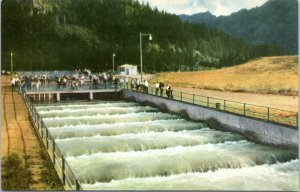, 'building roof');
119,64,137,68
